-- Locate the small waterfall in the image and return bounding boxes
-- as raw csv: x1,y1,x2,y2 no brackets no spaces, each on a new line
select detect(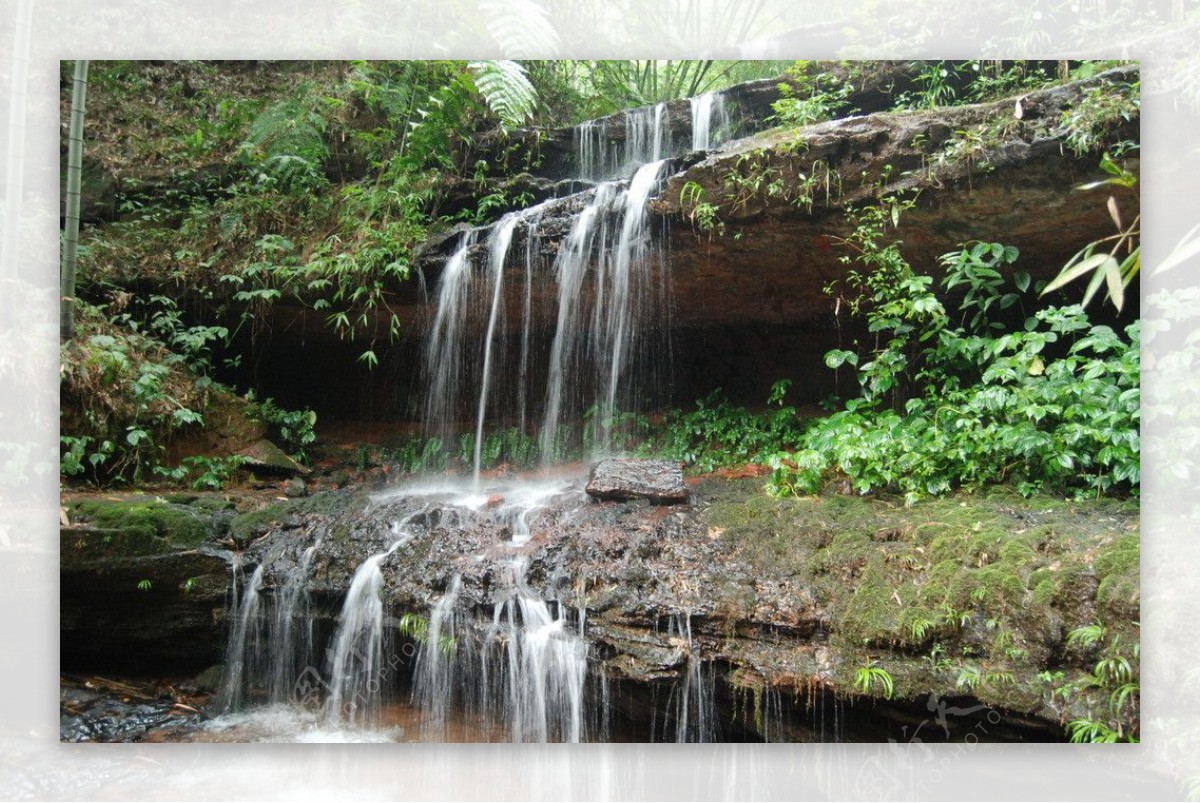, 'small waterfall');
597,158,669,451
669,613,715,743
269,540,321,701
423,230,479,446
471,214,520,484
690,91,728,152
540,183,616,462
412,562,590,742
421,160,671,467
219,563,266,712
412,575,463,740
323,533,411,725
574,101,671,181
